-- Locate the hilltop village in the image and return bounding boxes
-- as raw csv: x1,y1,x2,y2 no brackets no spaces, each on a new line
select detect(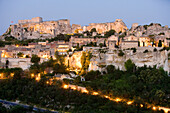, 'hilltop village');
0,17,169,74
0,17,170,113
